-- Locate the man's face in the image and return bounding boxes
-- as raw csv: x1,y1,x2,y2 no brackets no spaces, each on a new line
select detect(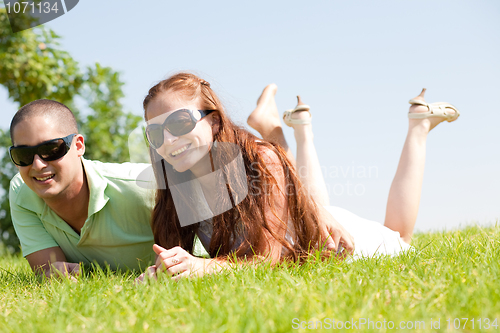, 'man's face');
11,116,85,201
